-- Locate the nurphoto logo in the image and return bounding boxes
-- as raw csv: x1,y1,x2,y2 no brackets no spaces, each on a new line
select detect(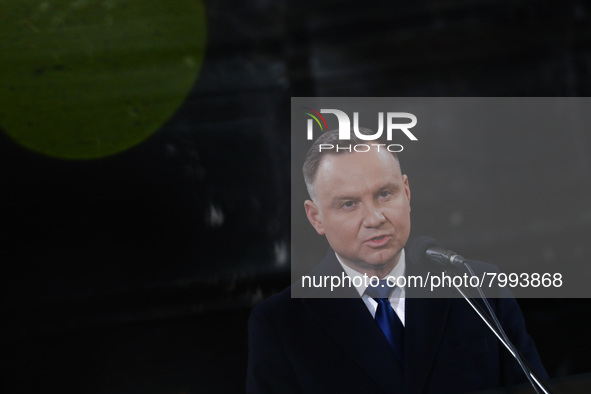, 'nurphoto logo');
303,107,417,152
